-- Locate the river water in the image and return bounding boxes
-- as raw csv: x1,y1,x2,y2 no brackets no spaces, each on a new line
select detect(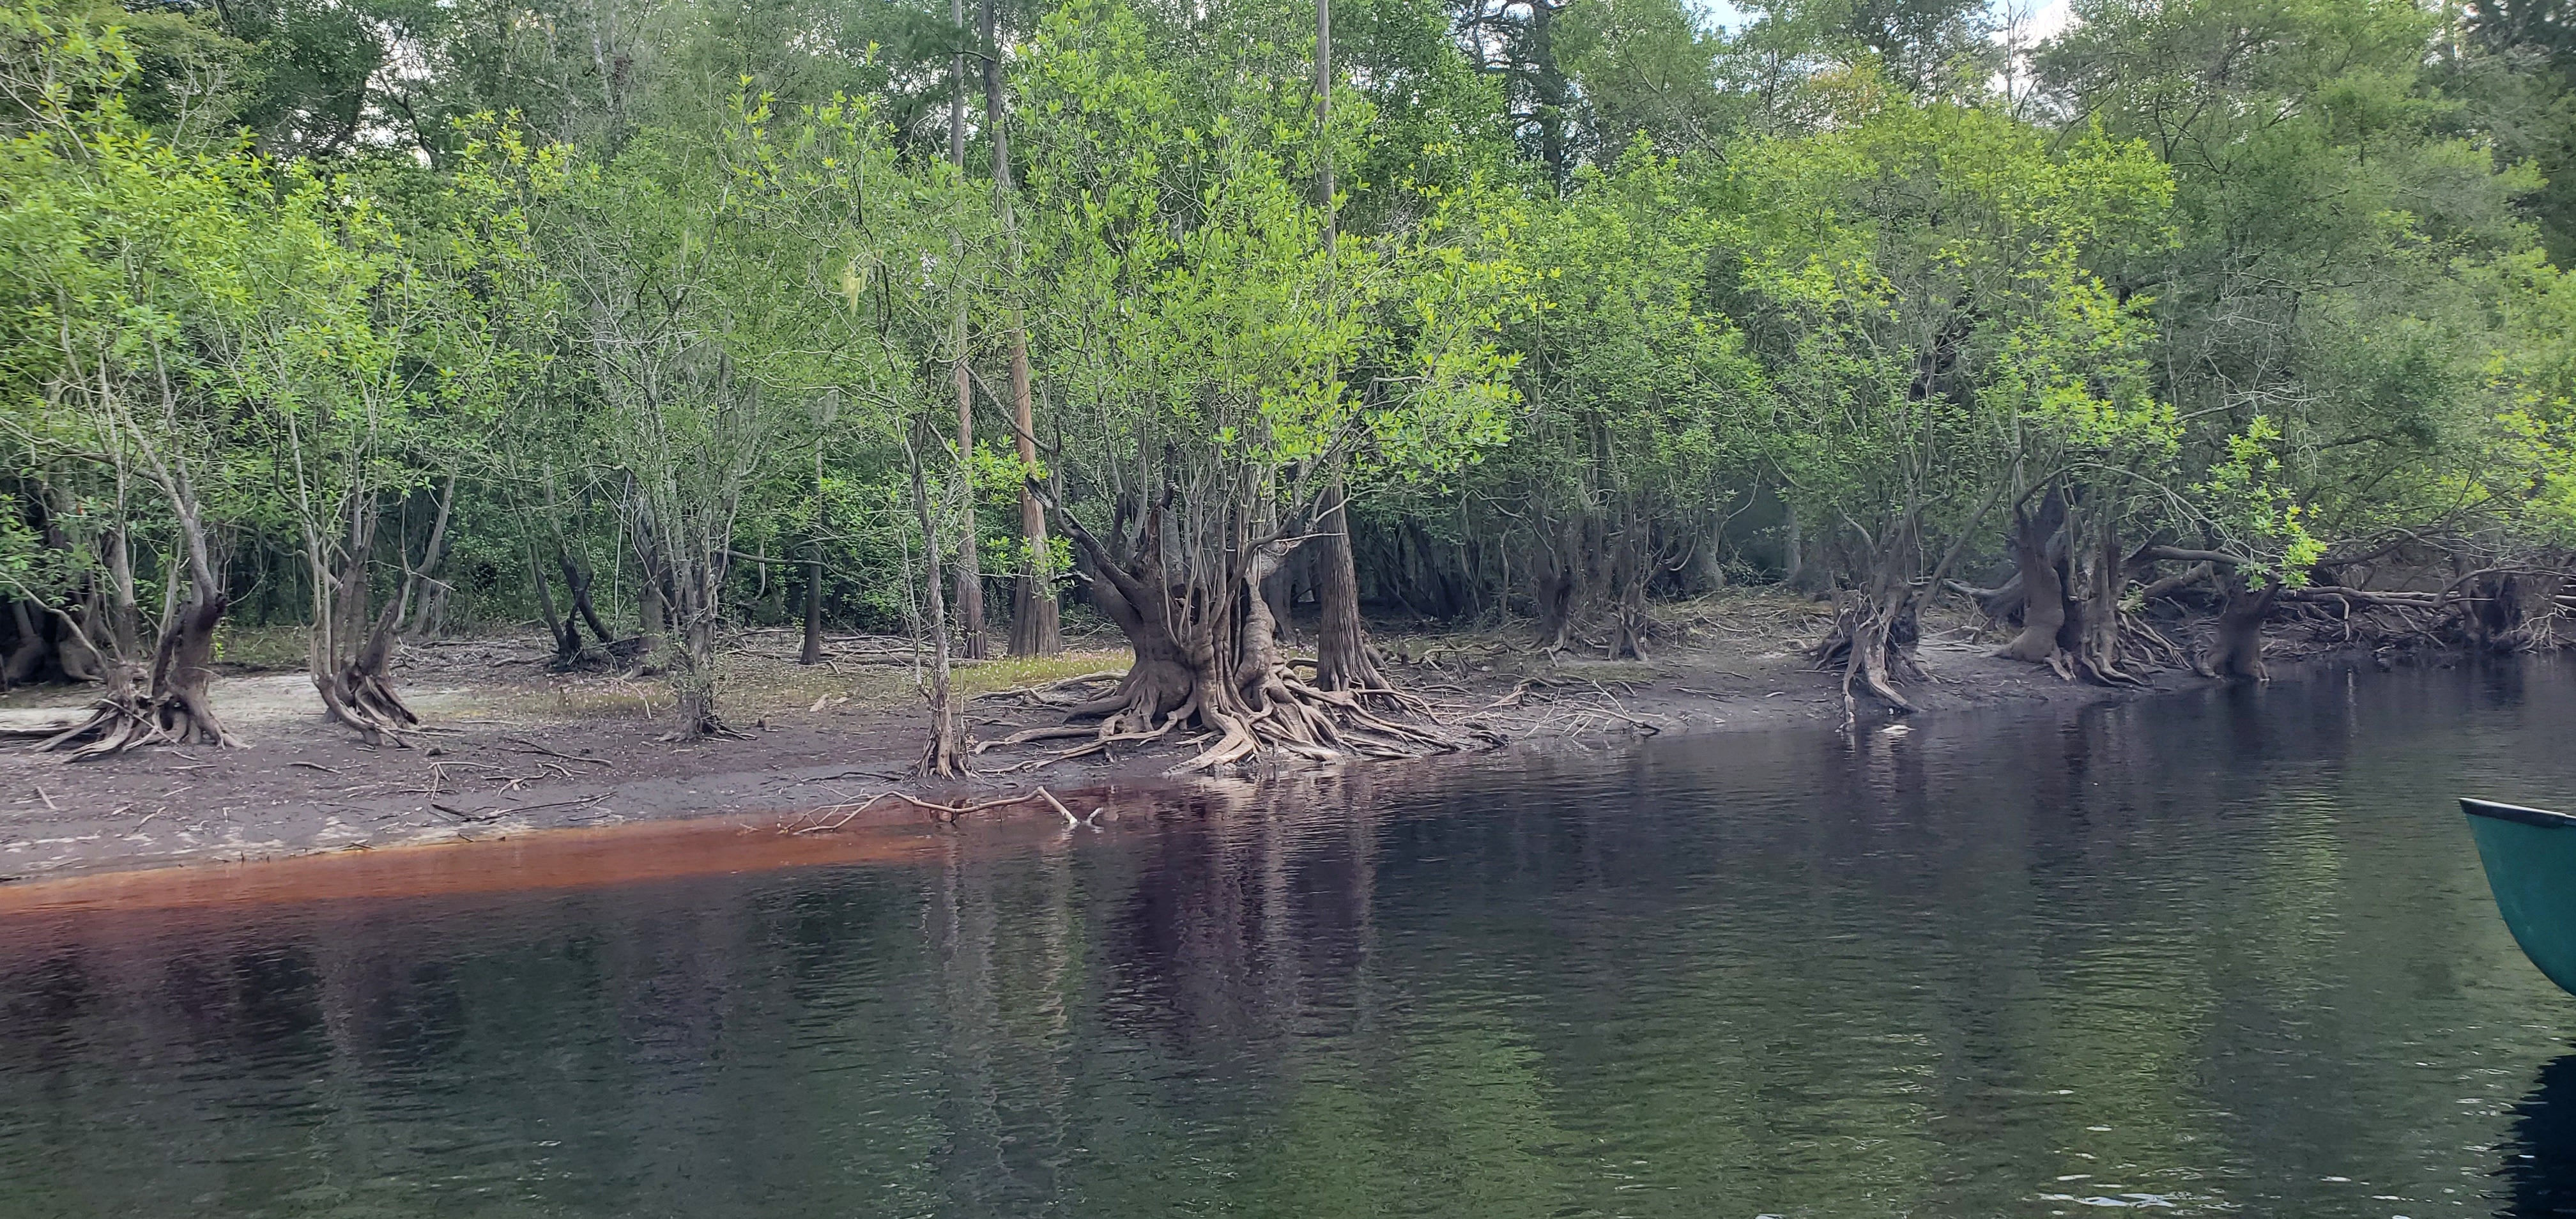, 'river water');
4,662,2576,1216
